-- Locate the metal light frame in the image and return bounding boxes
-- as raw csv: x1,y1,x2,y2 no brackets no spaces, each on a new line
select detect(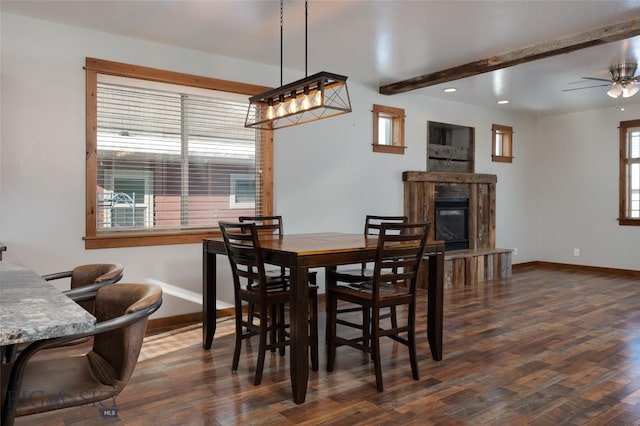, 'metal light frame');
245,1,351,130
607,62,640,99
